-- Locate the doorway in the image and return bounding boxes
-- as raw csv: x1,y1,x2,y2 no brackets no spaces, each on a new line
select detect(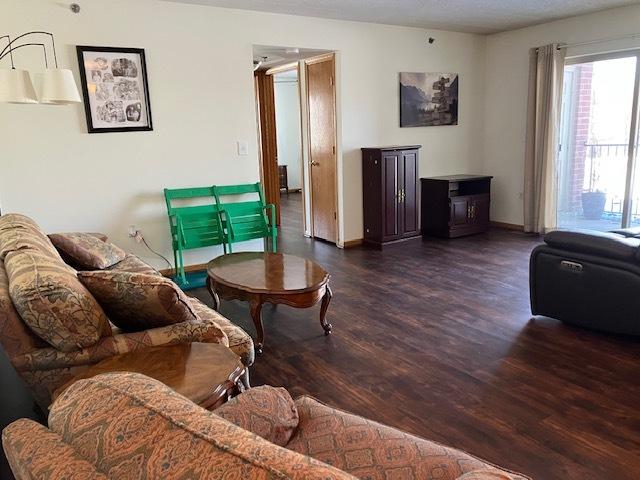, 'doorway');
557,51,640,230
273,68,304,234
253,46,339,245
